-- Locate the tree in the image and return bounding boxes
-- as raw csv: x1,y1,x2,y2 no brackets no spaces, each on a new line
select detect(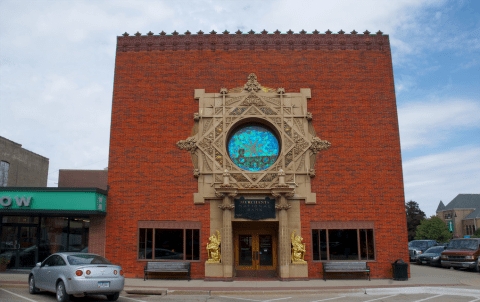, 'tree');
406,200,426,241
472,228,480,238
415,216,452,242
